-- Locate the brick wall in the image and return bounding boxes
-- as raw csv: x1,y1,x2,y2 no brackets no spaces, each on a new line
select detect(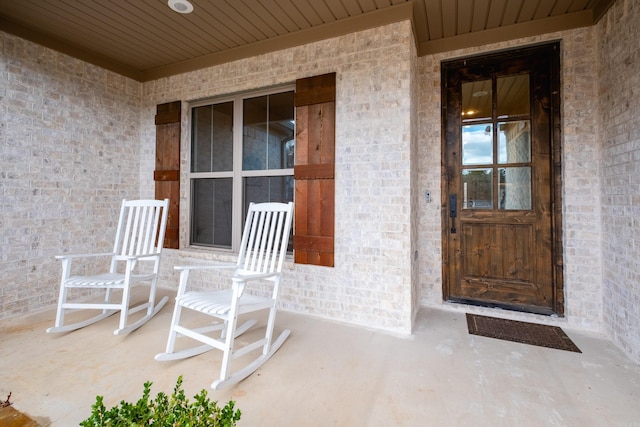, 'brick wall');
598,0,640,363
0,32,143,319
